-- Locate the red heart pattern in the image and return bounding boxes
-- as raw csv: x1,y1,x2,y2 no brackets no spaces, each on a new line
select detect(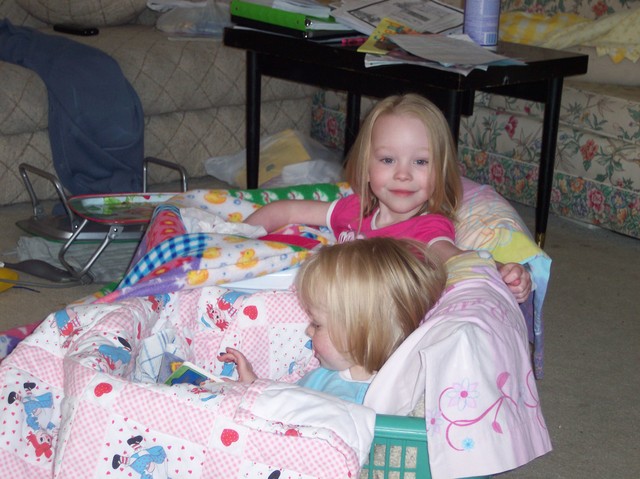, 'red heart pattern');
243,305,258,320
220,428,239,446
